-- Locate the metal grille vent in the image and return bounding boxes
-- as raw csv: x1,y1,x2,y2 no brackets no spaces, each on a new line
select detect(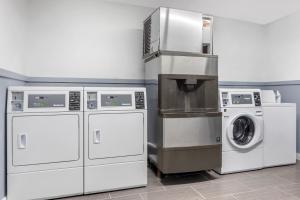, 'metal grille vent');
143,17,151,56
